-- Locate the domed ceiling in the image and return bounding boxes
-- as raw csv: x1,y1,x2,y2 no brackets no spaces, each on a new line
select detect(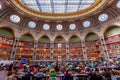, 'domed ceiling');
0,0,119,34
9,0,110,20
20,0,95,13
